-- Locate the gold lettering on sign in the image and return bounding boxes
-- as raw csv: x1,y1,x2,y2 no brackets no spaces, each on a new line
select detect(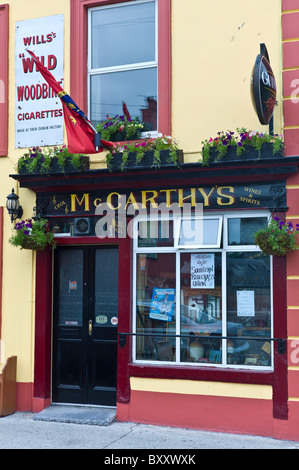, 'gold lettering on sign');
125,192,139,210
216,186,235,205
141,191,159,209
198,187,215,206
240,196,260,206
178,188,196,207
244,187,261,195
106,192,121,210
94,198,102,207
160,189,177,207
55,200,66,210
70,193,90,212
